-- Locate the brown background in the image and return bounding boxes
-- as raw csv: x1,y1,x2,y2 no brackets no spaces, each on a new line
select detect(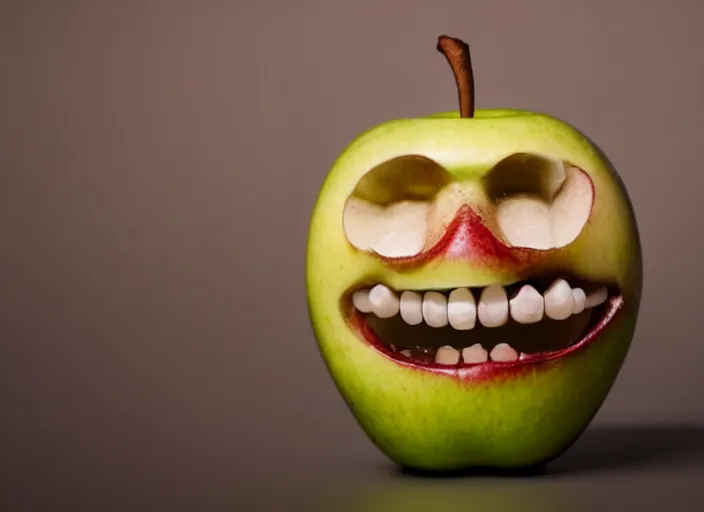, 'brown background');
3,0,703,509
